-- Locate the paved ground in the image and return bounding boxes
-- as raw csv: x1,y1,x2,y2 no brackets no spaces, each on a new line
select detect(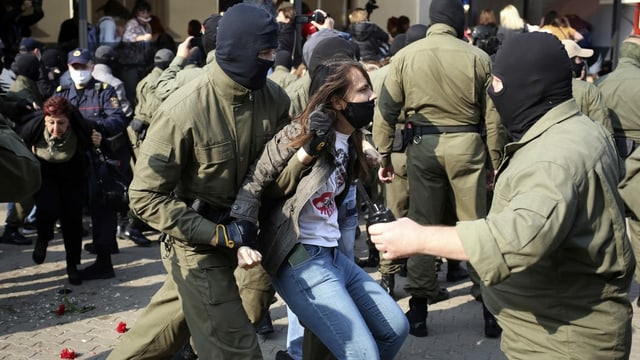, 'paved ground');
0,202,639,360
